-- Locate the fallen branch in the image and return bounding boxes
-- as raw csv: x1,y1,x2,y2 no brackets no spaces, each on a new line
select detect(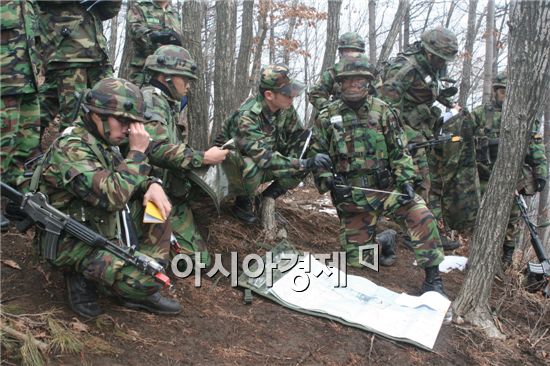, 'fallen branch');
0,321,48,353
